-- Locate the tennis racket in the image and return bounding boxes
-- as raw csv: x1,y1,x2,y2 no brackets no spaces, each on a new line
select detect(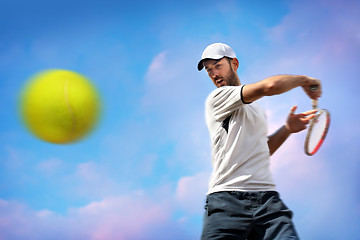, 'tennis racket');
304,85,330,156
